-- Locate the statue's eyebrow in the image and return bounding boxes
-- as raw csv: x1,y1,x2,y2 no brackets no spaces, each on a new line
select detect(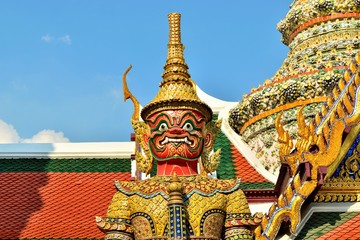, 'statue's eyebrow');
147,112,172,125
178,112,204,125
